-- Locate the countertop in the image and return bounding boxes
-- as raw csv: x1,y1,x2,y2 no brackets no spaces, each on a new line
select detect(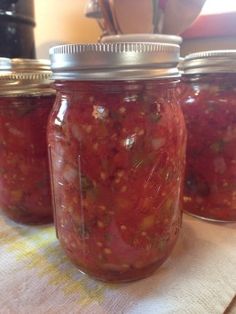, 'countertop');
0,212,236,314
